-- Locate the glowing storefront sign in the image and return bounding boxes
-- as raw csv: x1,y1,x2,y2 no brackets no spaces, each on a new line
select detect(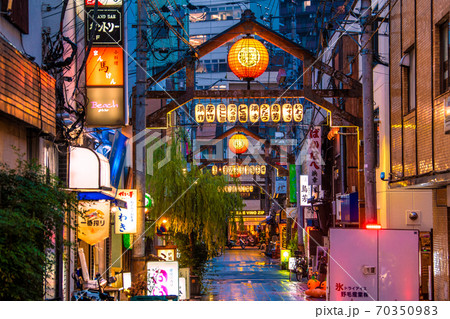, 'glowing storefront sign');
147,261,179,297
115,189,137,234
86,47,123,86
86,87,125,127
86,8,122,45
